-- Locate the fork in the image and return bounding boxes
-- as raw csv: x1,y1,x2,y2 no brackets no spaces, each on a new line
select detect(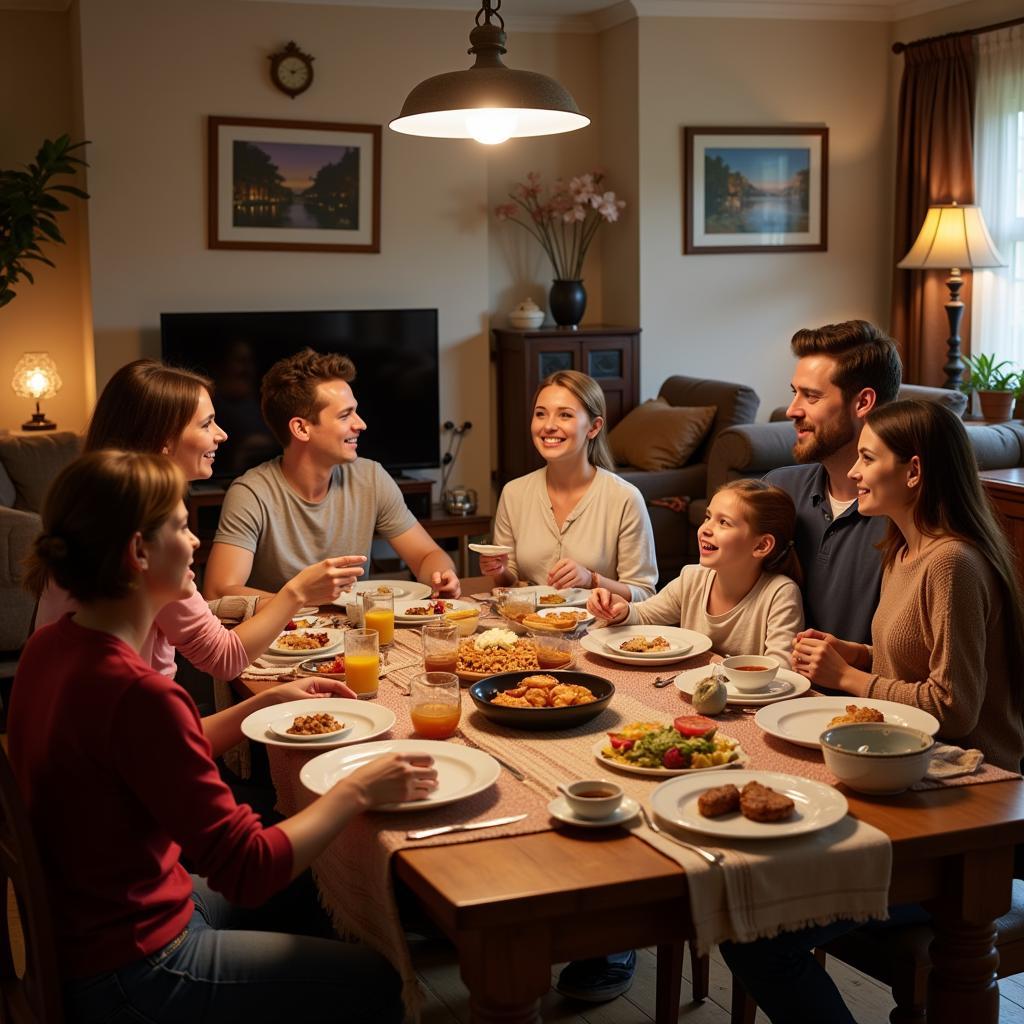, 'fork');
638,806,724,866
